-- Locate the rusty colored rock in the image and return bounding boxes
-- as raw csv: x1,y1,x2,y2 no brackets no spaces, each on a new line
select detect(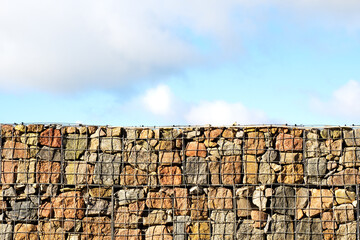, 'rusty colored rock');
204,128,223,140
243,155,258,184
145,225,173,240
120,165,148,186
1,160,18,184
333,204,355,224
221,155,242,185
158,166,182,186
174,188,189,216
39,128,61,148
115,229,143,240
2,140,29,159
327,168,360,185
191,195,208,220
276,133,303,151
159,151,182,165
51,191,85,219
82,216,112,240
245,132,266,155
277,164,304,184
27,124,44,132
115,202,145,228
36,160,61,184
146,192,173,209
185,142,207,158
208,187,233,209
251,210,268,228
305,189,333,217
322,211,337,230
39,202,53,218
14,224,38,240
